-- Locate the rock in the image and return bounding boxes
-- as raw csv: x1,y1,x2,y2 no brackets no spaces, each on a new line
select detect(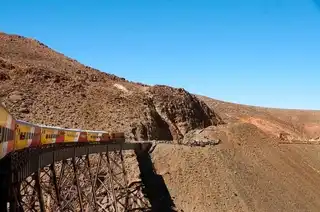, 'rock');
9,94,22,102
90,75,98,82
279,132,293,141
147,85,223,141
0,70,10,81
19,107,30,114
